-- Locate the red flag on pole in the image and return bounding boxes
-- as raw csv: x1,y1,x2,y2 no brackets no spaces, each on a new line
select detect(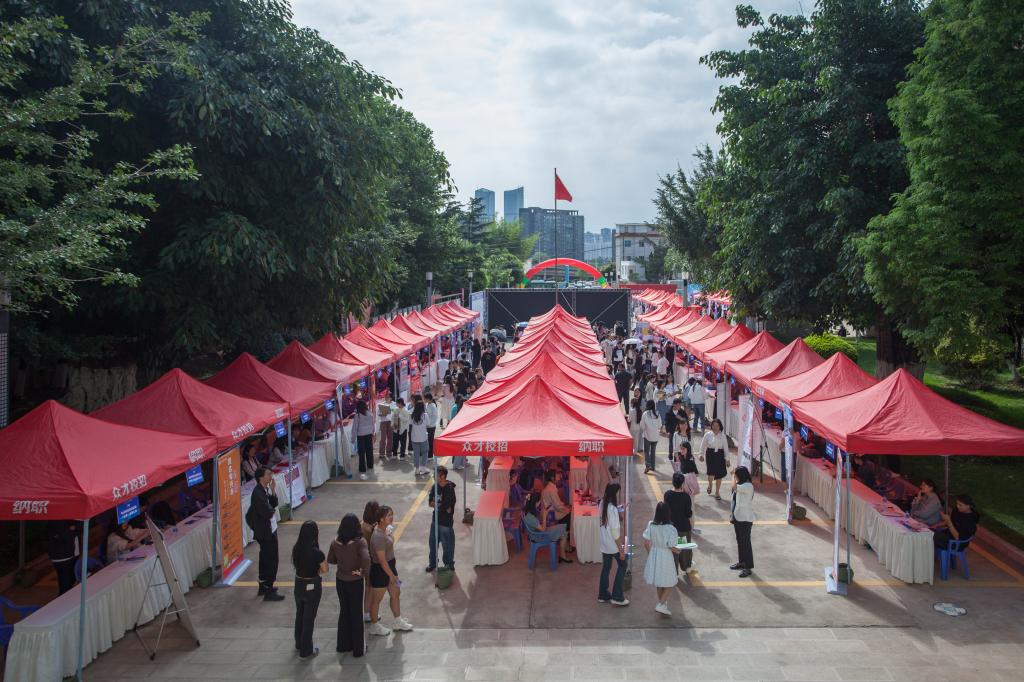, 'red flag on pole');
554,172,573,202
